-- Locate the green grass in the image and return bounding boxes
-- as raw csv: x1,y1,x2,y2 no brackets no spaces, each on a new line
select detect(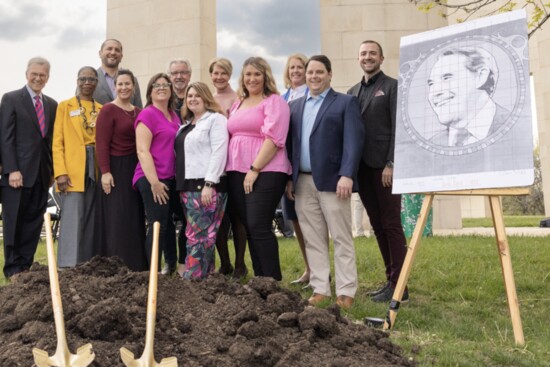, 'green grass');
463,216,546,228
2,235,550,366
